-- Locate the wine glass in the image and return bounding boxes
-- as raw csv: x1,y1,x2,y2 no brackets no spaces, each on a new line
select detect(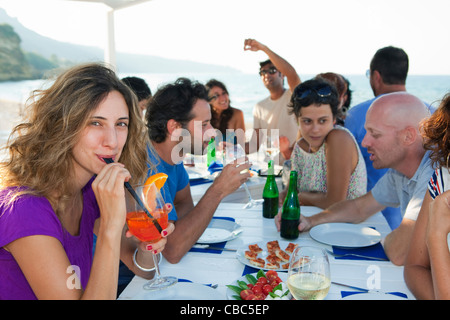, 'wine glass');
261,134,280,163
287,246,331,300
221,142,264,209
125,182,177,290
